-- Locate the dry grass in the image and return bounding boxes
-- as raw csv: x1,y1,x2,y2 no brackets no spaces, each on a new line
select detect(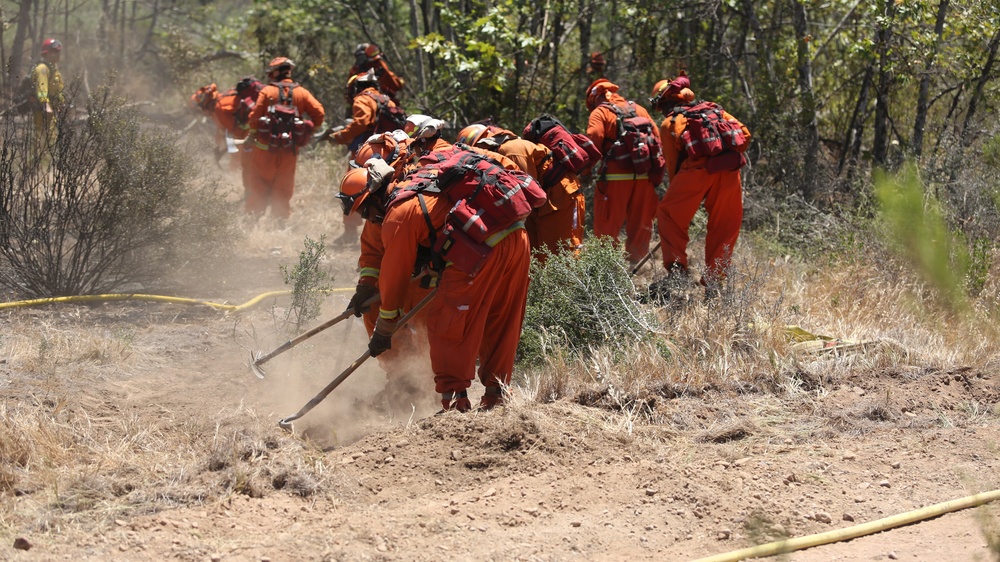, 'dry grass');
0,392,328,538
